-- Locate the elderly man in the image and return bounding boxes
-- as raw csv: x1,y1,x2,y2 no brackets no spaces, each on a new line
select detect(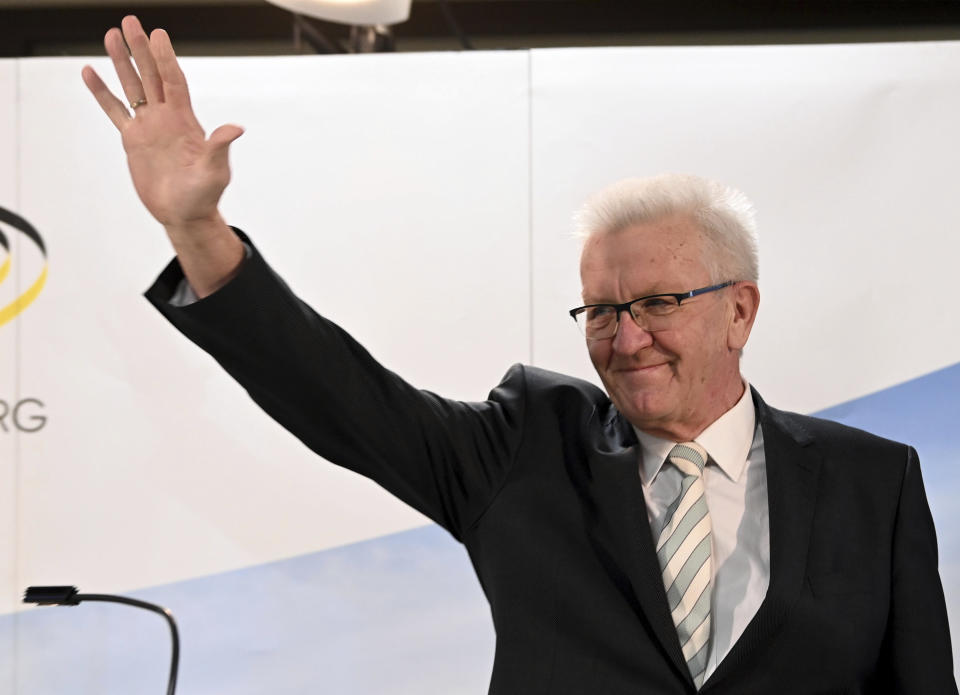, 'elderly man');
84,16,955,694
